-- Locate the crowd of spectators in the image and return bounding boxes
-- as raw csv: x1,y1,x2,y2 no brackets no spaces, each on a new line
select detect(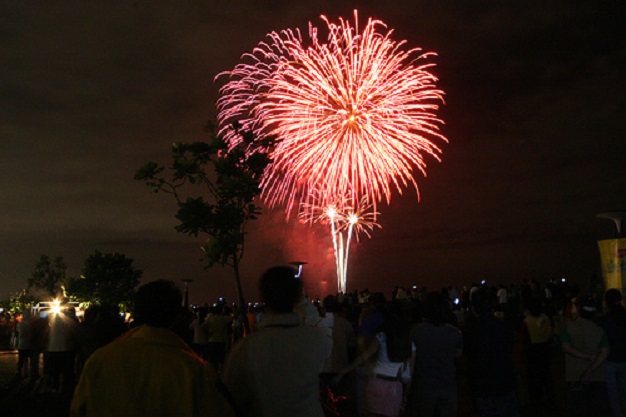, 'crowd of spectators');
0,311,18,349
4,273,625,417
